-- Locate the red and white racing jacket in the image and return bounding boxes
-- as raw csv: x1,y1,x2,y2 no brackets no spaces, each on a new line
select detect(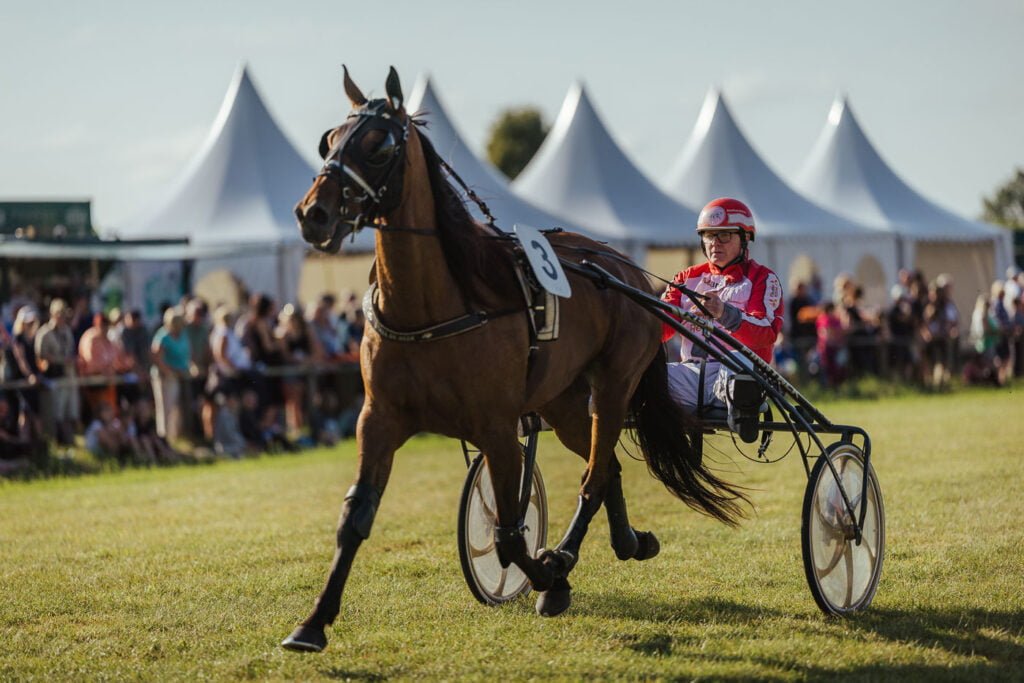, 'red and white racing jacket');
661,258,784,363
